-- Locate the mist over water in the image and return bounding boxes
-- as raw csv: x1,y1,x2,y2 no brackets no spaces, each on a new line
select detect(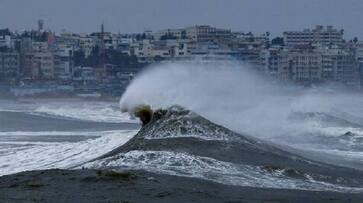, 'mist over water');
120,59,363,168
